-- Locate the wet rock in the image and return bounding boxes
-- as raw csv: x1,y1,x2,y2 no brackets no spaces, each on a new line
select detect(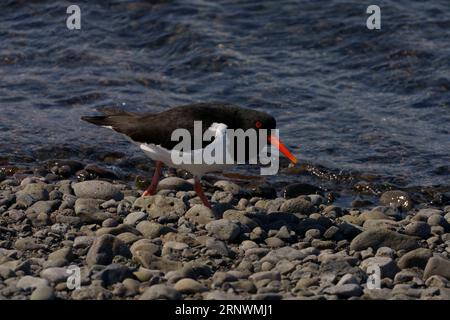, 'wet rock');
158,177,193,191
140,284,181,300
185,205,216,225
84,164,119,180
86,234,131,266
350,229,418,251
338,222,363,240
174,278,207,293
282,183,322,199
423,256,450,280
250,184,277,199
73,180,123,200
379,190,412,211
205,219,241,242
